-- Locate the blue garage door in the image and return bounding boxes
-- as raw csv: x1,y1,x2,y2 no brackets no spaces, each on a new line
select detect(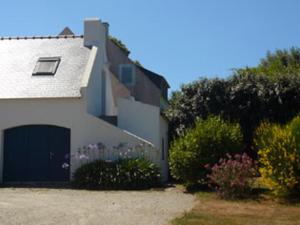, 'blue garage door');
3,125,70,182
